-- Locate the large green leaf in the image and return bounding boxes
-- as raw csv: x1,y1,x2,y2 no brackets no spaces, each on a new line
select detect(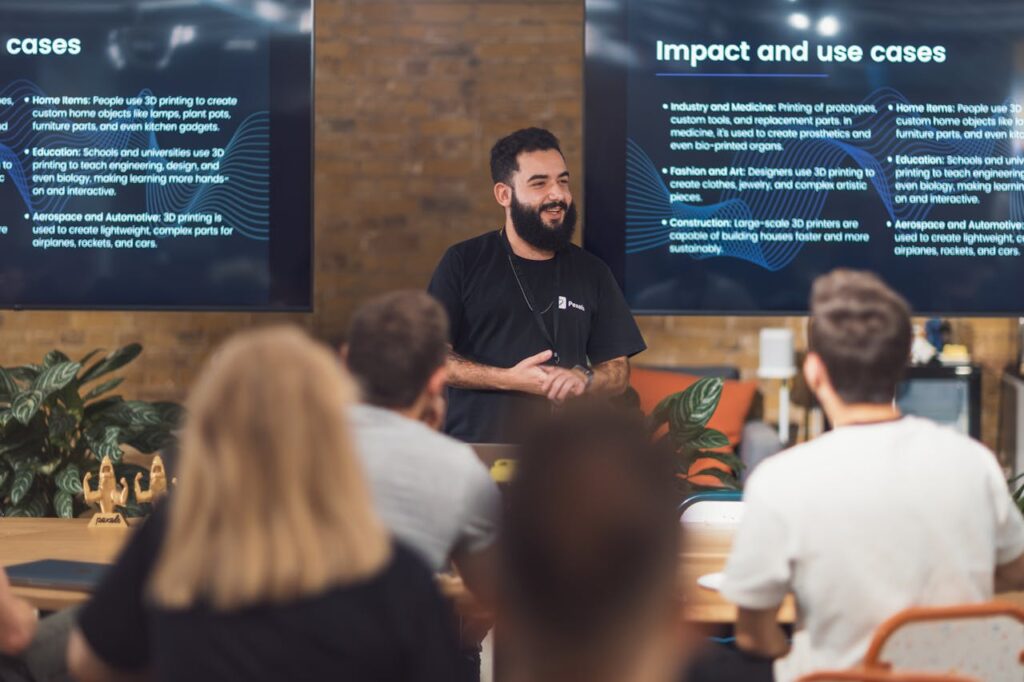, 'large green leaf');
43,350,71,368
126,428,175,454
152,401,185,428
54,490,74,518
649,392,680,430
79,344,142,384
88,426,124,462
9,467,34,505
680,377,723,428
83,396,124,419
687,428,731,450
11,390,44,425
0,367,20,403
670,398,706,443
32,361,82,397
55,463,83,494
8,365,40,383
83,377,124,401
0,409,15,430
91,401,163,432
7,489,49,518
48,404,79,444
24,490,48,517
